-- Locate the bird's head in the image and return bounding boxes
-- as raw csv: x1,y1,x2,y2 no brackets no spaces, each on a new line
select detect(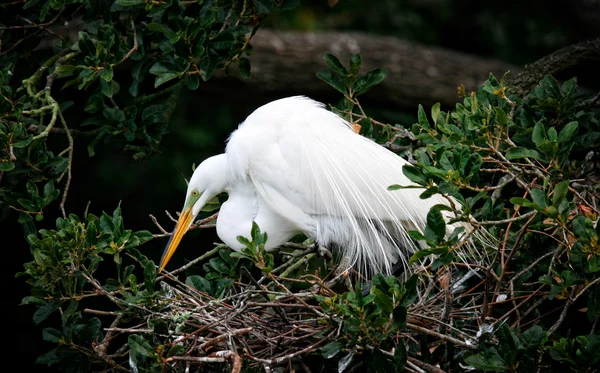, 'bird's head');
159,154,228,271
